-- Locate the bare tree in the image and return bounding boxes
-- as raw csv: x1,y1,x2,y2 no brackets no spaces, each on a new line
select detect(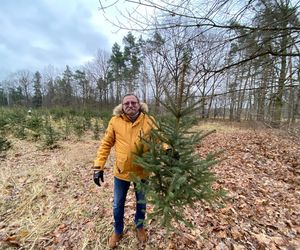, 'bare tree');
15,70,33,107
85,49,111,105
